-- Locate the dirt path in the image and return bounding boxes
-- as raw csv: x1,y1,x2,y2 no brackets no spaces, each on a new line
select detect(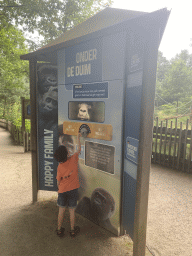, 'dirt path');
0,126,191,256
146,164,192,256
0,127,151,256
